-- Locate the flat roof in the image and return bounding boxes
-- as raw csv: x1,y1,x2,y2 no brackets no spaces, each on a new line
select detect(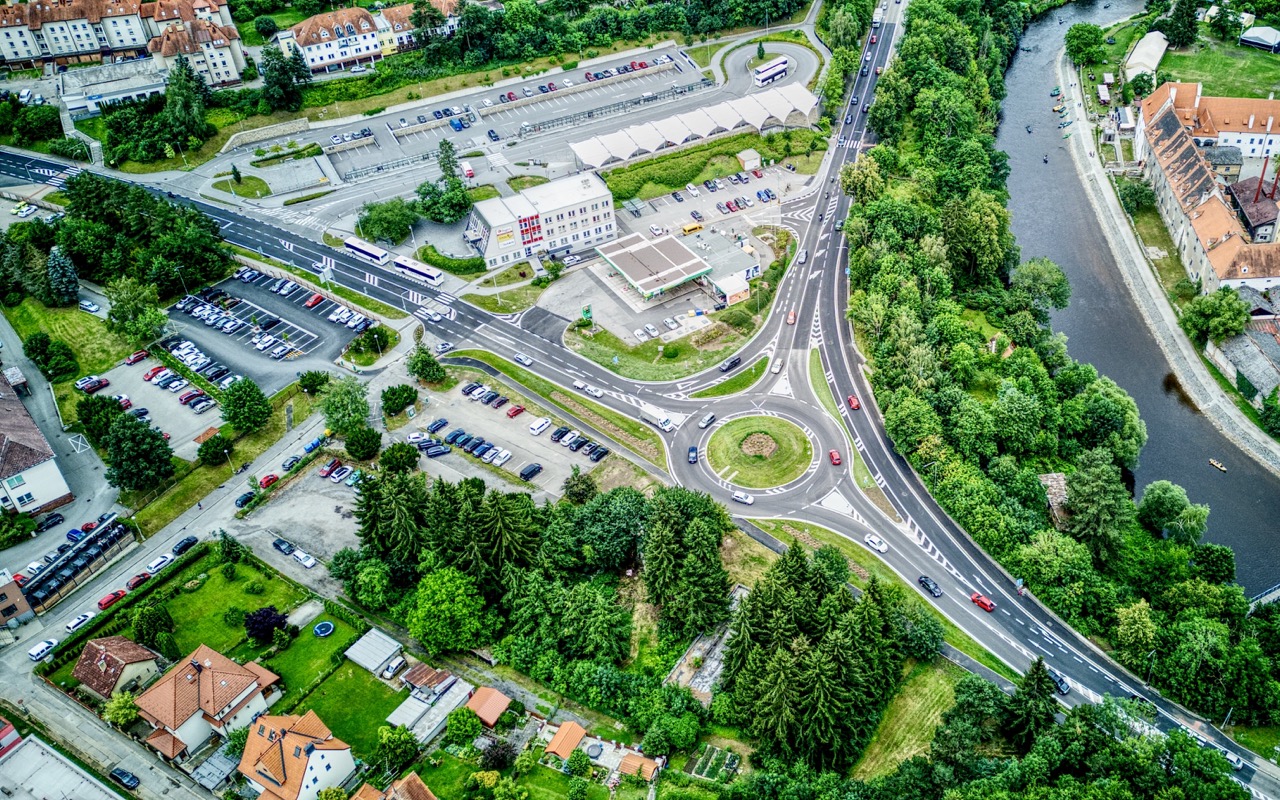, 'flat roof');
596,233,712,297
0,737,122,800
472,172,609,227
61,59,166,94
684,230,761,282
